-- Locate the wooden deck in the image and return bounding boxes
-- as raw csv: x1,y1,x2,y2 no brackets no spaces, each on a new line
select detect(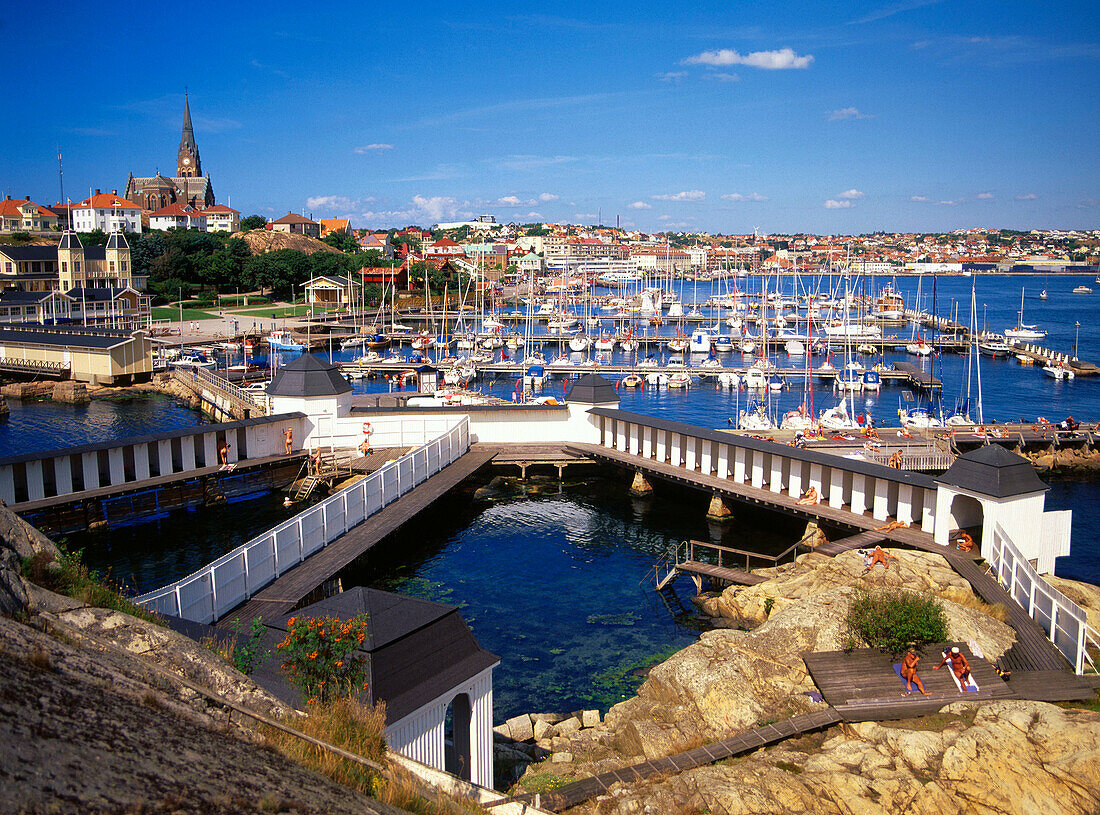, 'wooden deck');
804,644,1015,722
218,448,496,627
815,530,887,556
525,708,842,812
